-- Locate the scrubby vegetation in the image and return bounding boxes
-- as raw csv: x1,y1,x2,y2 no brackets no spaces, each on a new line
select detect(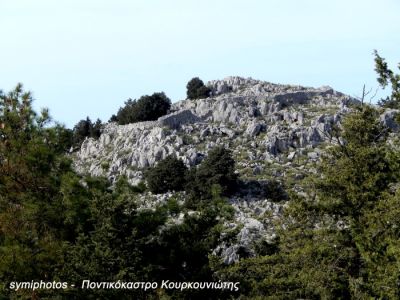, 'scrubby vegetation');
186,77,211,100
144,147,237,202
113,92,171,125
186,147,238,200
145,155,188,194
72,116,103,146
